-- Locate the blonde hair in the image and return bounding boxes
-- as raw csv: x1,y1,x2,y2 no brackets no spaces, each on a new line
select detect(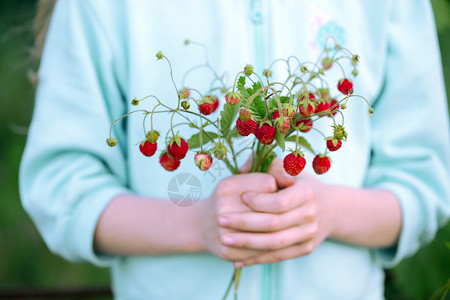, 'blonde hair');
29,0,56,85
